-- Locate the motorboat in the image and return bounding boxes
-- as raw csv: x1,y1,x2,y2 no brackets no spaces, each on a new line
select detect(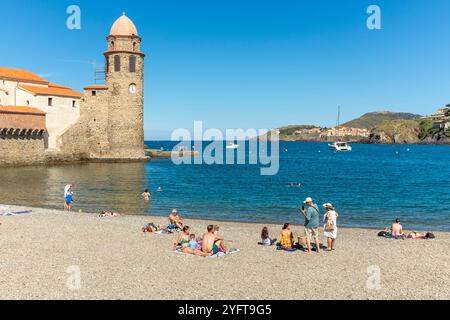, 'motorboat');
328,142,352,152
